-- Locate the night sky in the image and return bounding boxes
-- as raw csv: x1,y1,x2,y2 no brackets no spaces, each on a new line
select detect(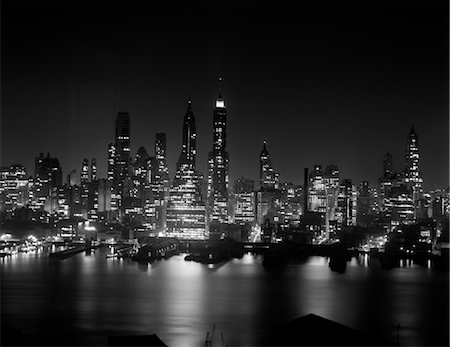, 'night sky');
2,0,448,190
